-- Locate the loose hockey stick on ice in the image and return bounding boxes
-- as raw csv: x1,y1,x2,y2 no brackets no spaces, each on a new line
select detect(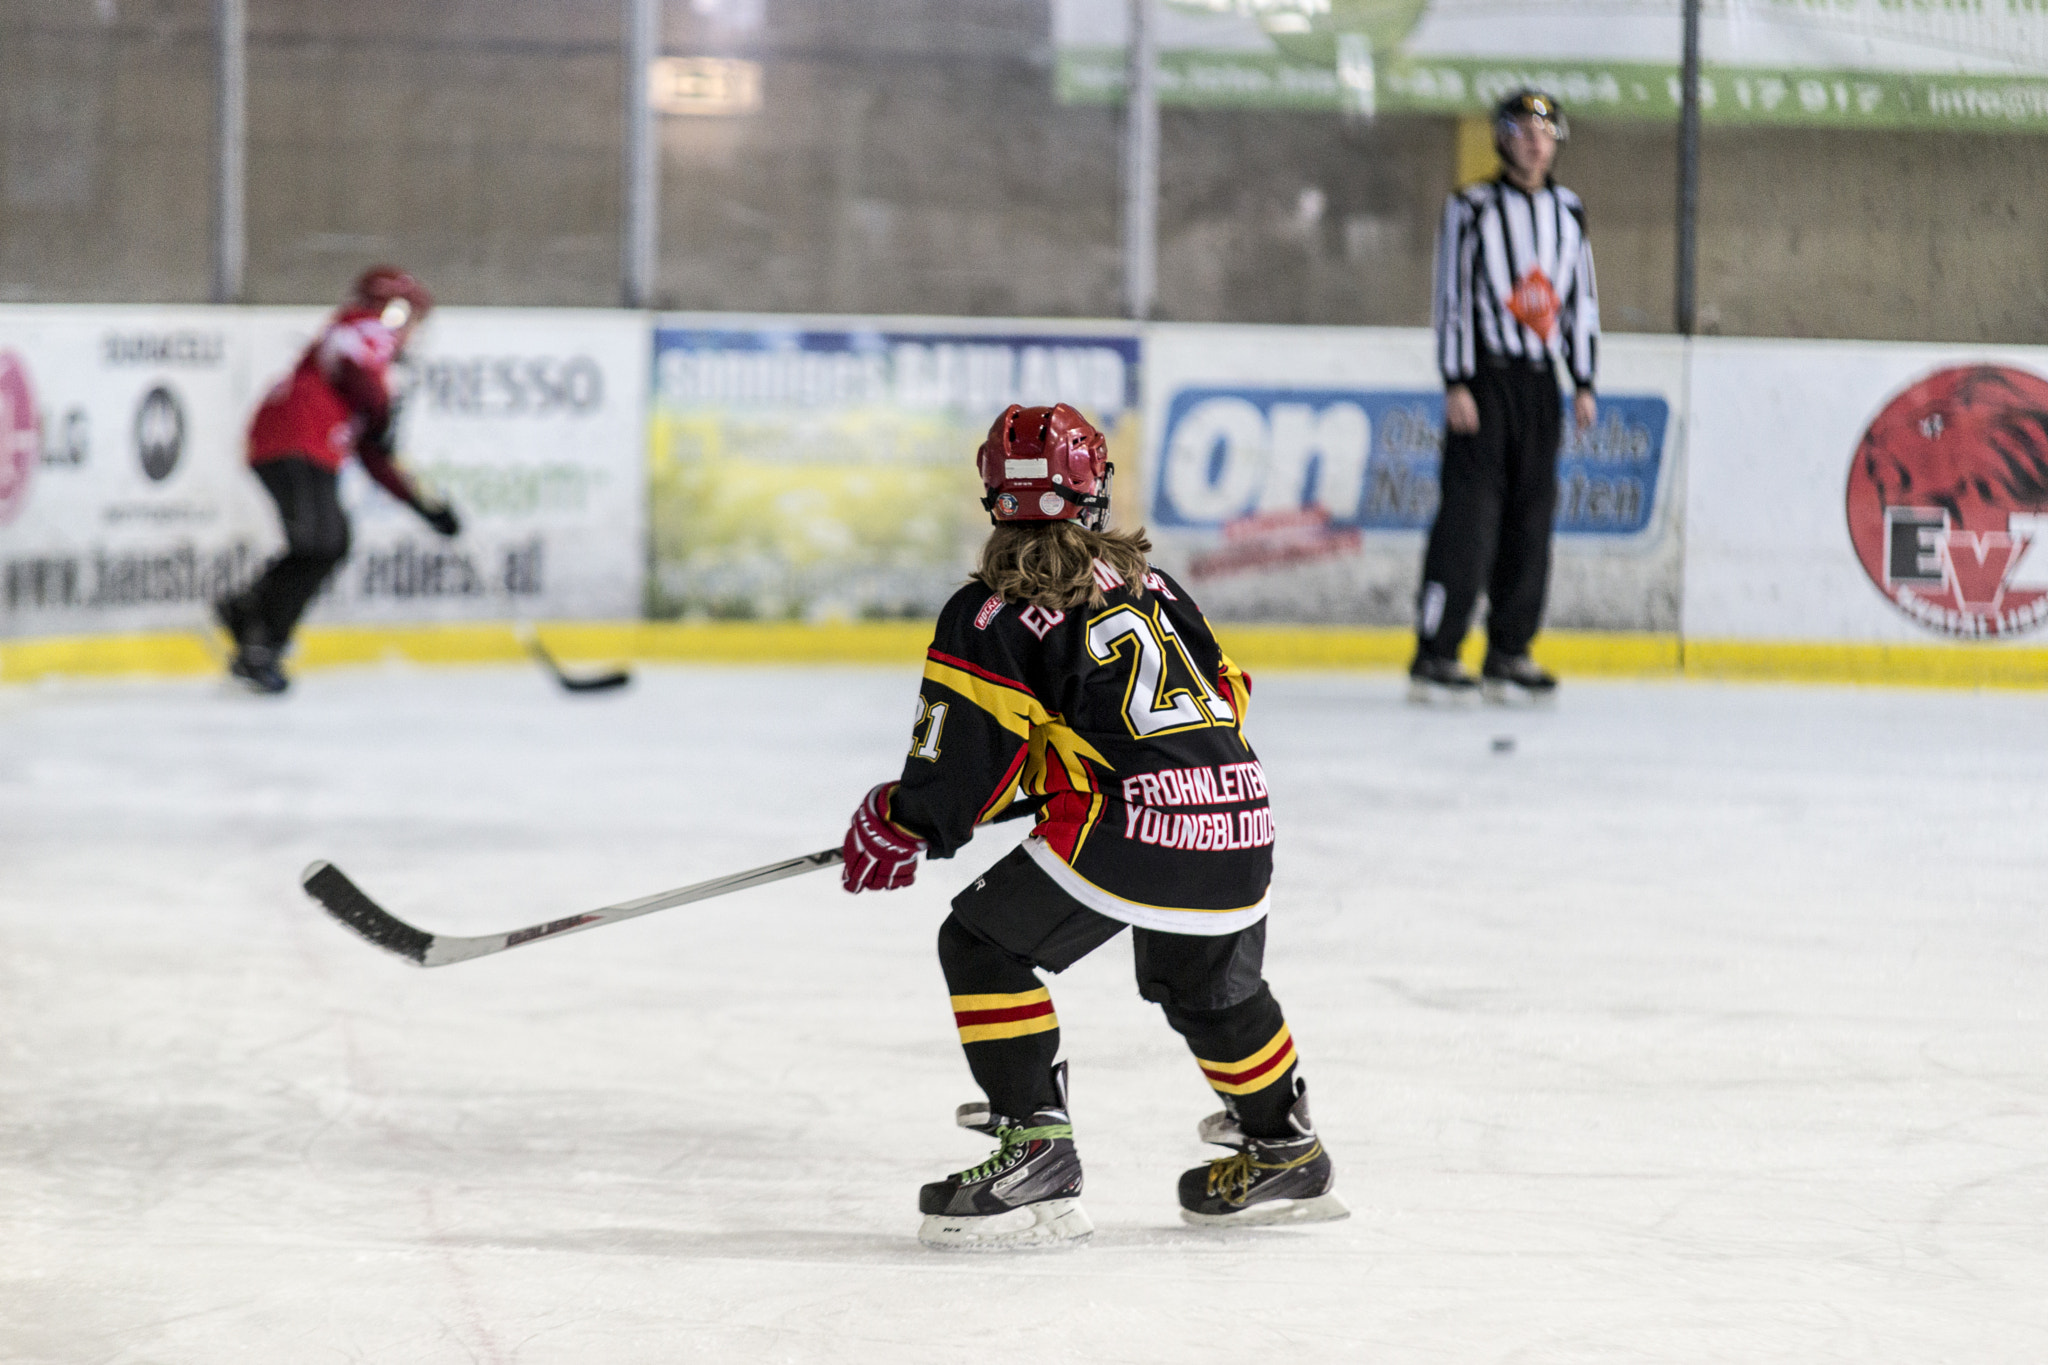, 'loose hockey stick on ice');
302,848,844,967
517,625,632,693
